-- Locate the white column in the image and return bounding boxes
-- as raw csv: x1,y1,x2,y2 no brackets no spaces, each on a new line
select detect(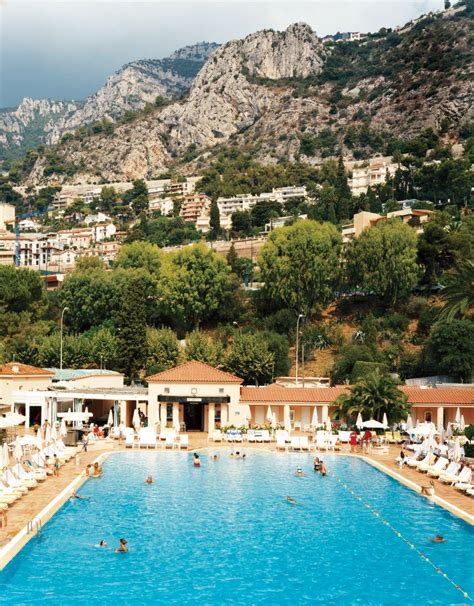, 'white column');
172,403,180,431
322,405,329,422
437,406,444,431
221,404,228,426
284,405,291,432
160,403,167,429
208,403,215,434
119,400,128,426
